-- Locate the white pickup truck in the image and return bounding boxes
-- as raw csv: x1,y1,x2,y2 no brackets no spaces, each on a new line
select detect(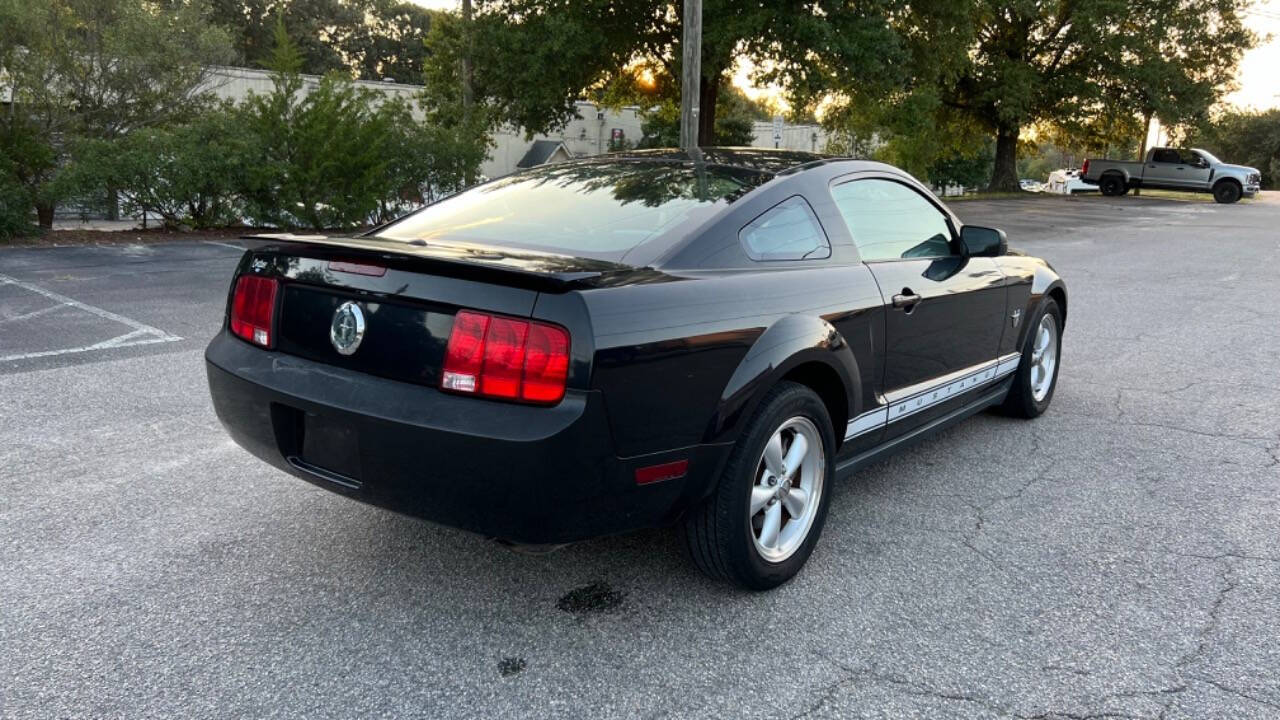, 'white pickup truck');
1080,147,1262,204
